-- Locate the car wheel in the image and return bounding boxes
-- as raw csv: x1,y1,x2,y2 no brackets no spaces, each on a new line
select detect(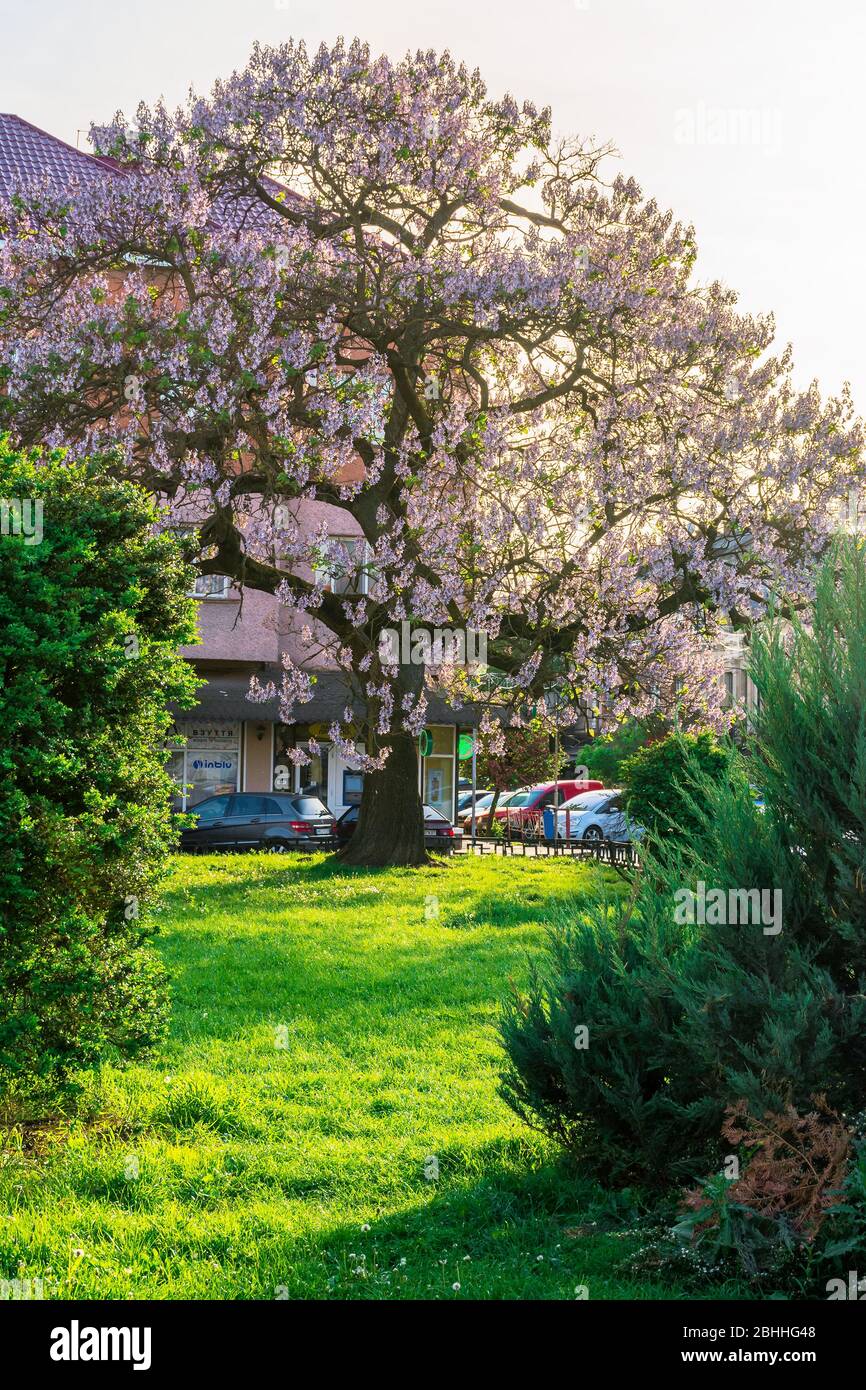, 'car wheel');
582,824,604,841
